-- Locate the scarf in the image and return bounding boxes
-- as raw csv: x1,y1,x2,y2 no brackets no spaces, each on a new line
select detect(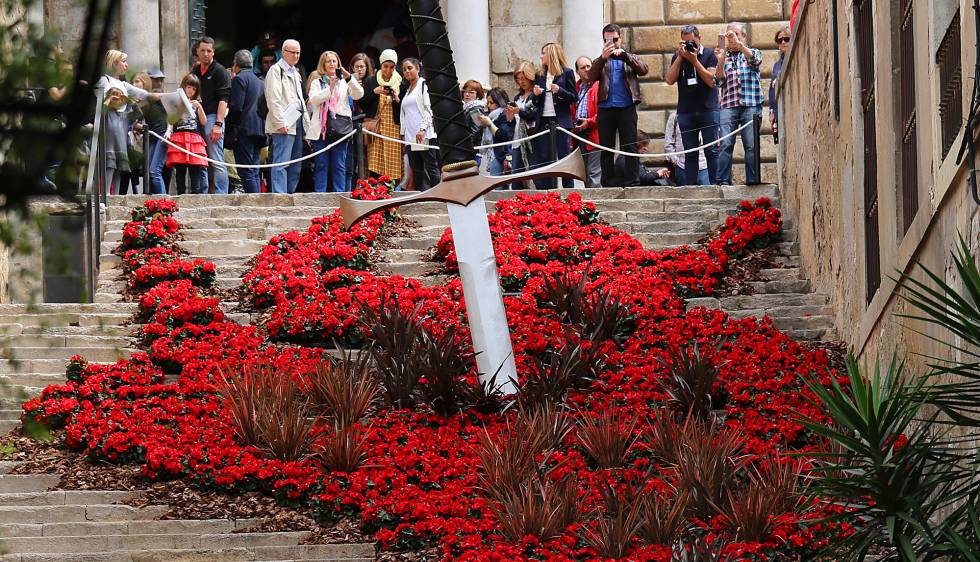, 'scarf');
376,69,402,93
